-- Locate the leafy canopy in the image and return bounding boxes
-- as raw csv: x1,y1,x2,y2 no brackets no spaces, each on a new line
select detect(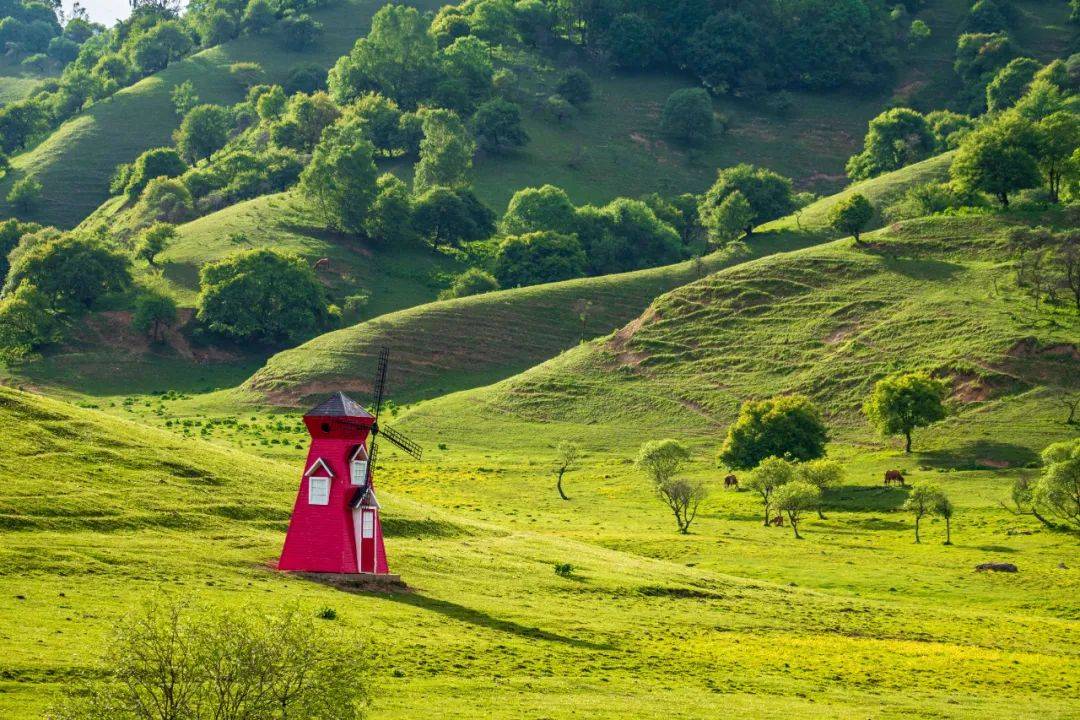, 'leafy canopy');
863,372,947,452
719,395,829,470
